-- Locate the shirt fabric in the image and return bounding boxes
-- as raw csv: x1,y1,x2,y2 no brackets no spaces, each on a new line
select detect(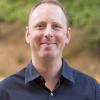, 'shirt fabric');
0,59,100,100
